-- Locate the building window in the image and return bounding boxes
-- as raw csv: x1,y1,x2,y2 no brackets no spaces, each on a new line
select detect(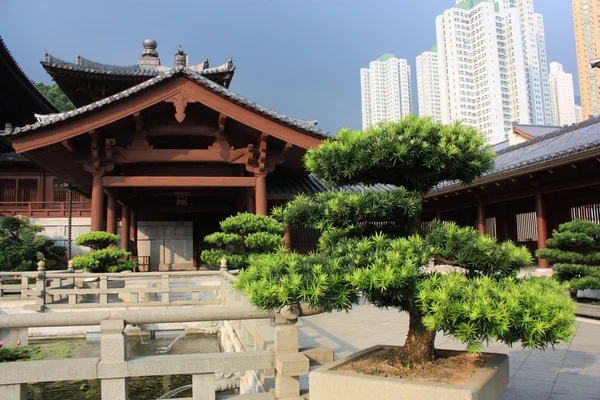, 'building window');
0,178,38,204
